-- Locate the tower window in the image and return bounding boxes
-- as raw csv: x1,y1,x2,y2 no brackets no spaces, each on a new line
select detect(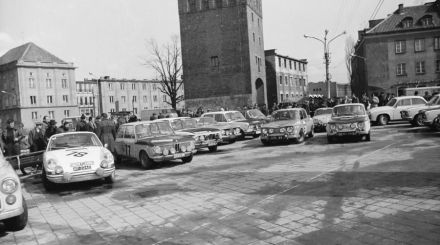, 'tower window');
210,56,219,69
